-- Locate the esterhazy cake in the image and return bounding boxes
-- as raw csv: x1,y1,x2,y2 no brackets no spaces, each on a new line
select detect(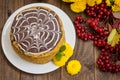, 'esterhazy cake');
10,6,65,64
